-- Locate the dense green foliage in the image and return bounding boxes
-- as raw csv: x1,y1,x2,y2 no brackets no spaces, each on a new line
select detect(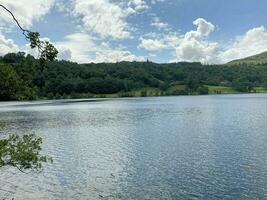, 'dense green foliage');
1,52,267,100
